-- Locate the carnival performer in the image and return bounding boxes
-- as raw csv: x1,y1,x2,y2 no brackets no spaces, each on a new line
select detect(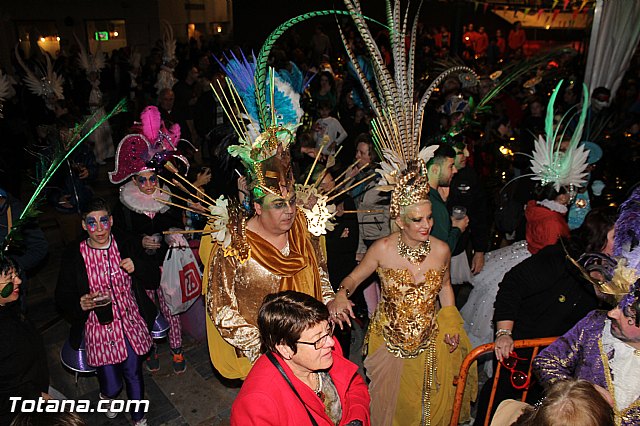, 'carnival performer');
328,163,474,425
472,207,615,425
193,52,335,380
109,106,187,374
461,182,571,348
325,1,479,423
533,186,640,426
155,21,178,94
55,198,157,426
75,36,114,165
462,81,592,349
231,291,370,426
